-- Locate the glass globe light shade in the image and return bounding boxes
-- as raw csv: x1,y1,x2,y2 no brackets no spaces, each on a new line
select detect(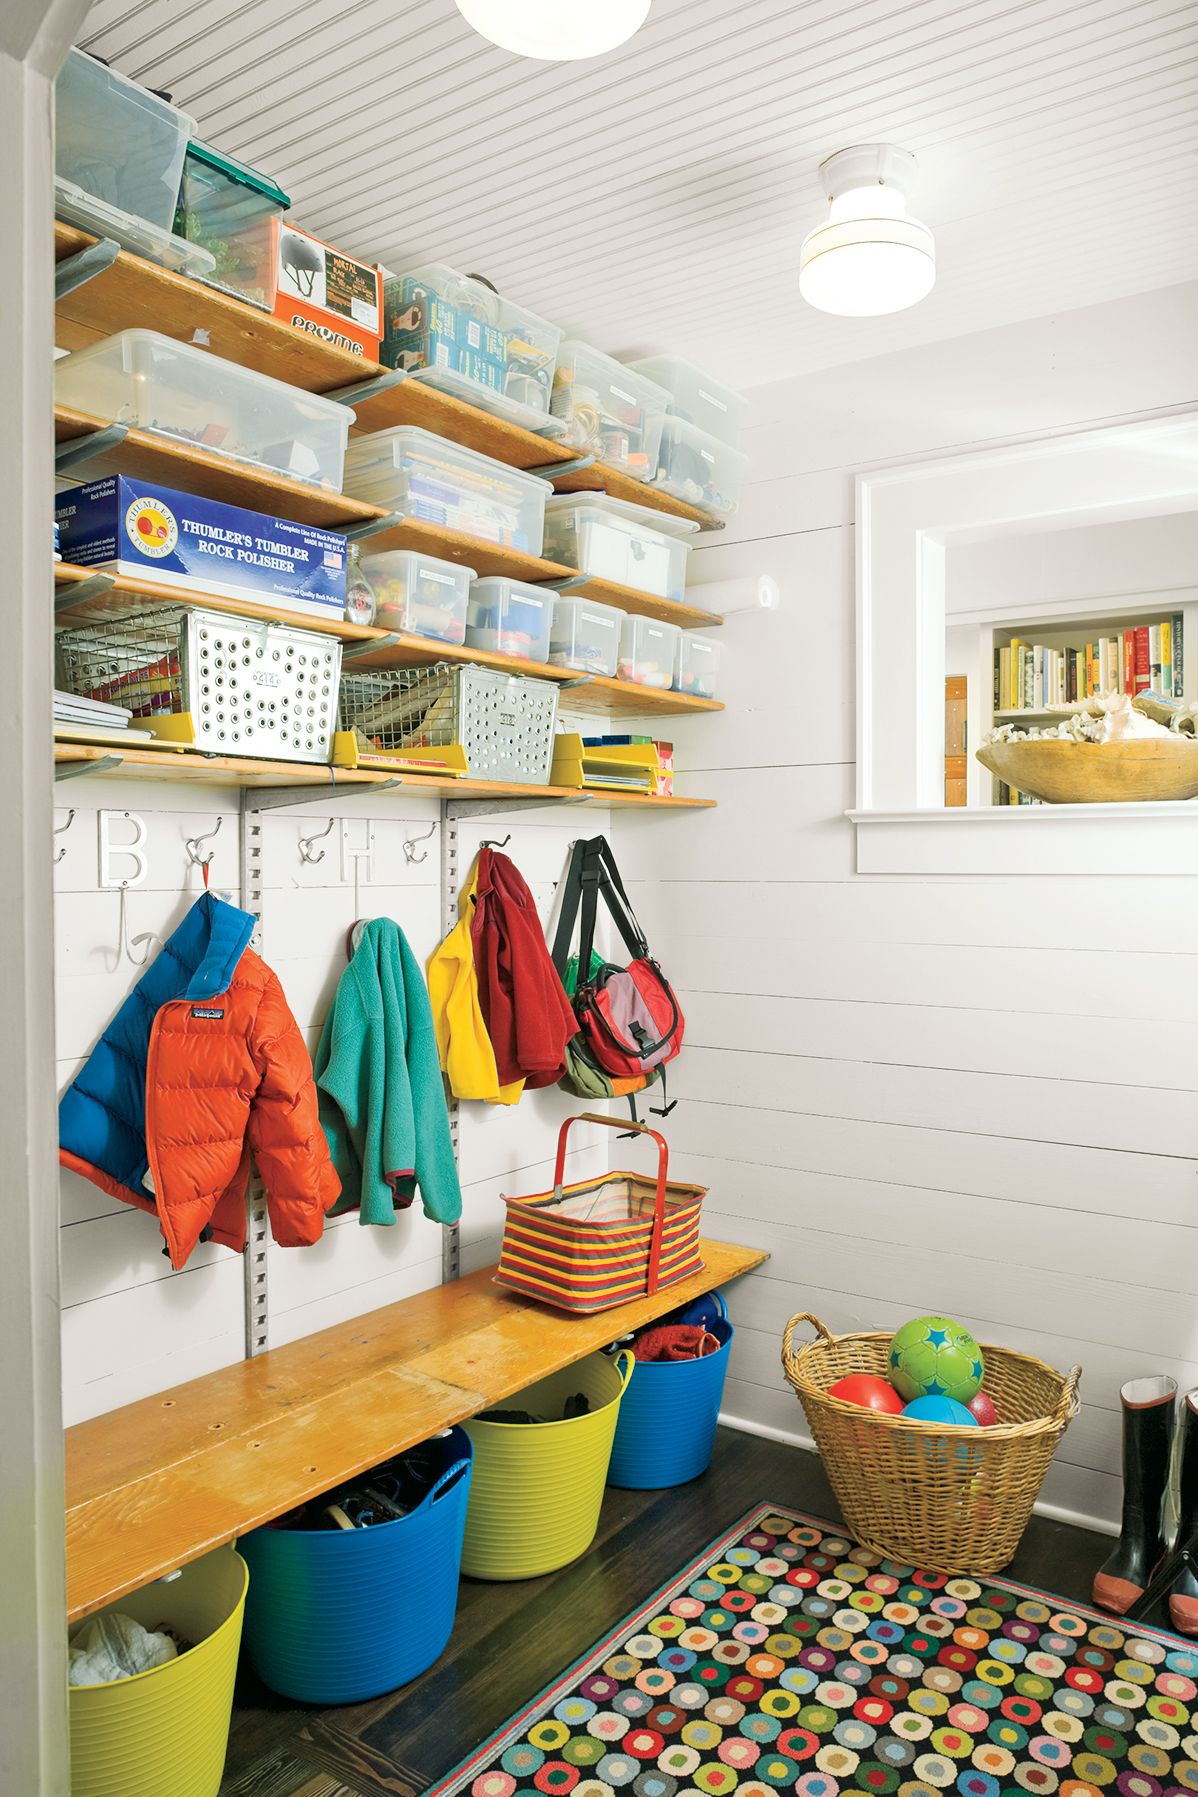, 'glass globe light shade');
454,0,651,59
